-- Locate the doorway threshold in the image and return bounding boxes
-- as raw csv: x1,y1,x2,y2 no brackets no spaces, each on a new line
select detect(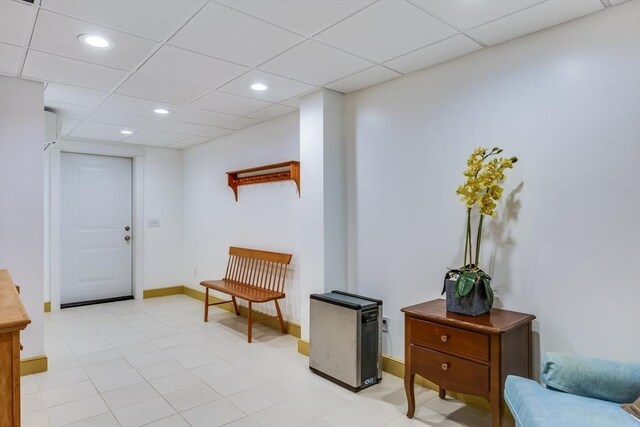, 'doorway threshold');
60,295,134,309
